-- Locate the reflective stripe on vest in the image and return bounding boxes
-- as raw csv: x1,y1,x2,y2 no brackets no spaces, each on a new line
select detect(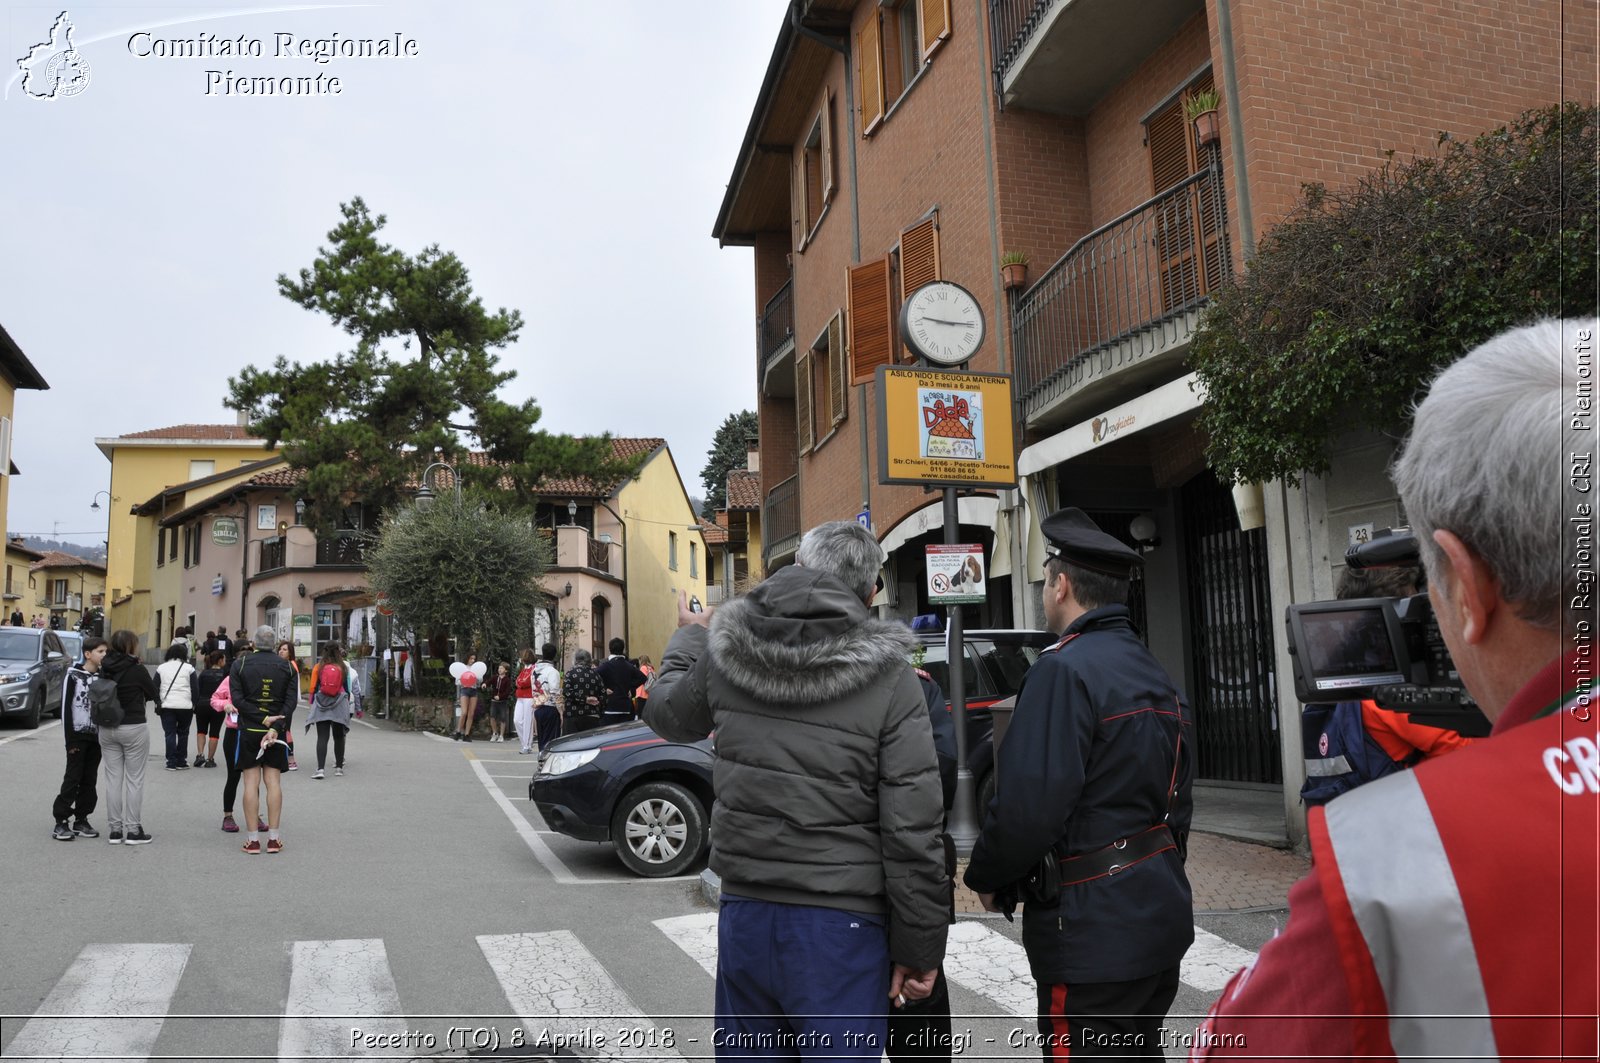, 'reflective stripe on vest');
1323,771,1499,1062
1303,754,1353,777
